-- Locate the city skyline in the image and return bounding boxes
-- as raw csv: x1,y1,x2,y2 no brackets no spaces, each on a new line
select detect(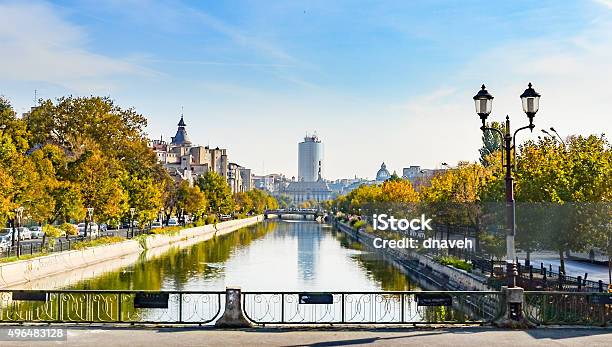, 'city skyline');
2,1,612,179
